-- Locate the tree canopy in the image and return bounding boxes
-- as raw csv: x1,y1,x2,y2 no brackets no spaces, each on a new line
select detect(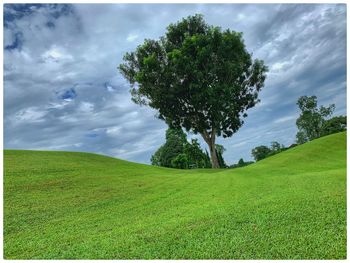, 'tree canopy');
251,145,271,162
321,115,346,137
119,14,268,168
295,95,335,144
